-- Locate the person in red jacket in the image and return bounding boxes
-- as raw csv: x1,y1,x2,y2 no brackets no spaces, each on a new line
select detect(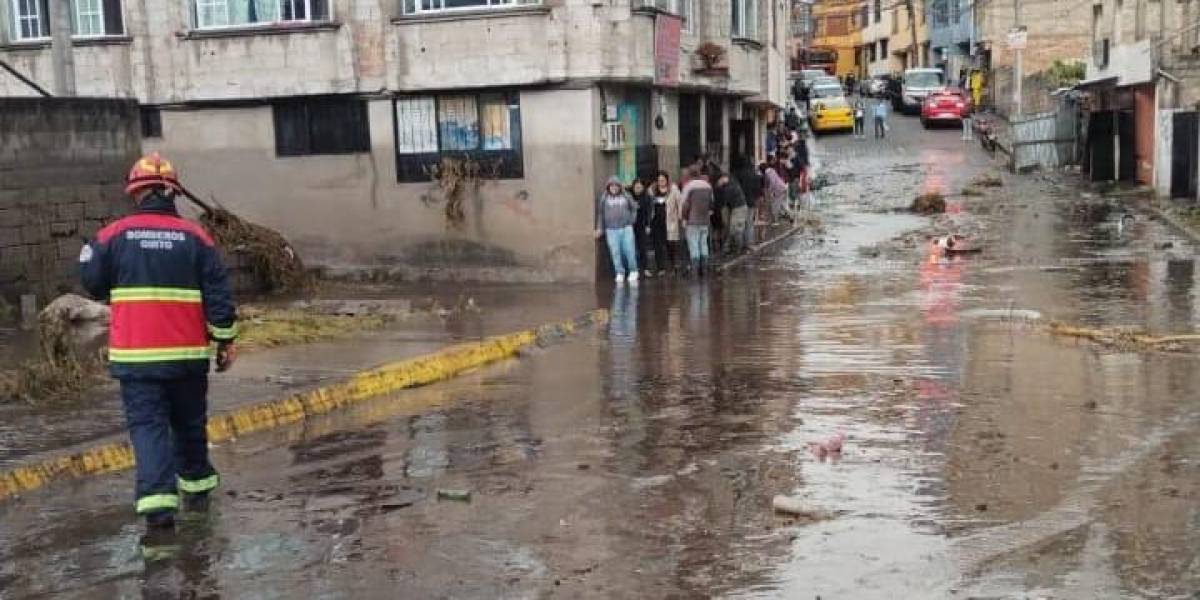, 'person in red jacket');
81,153,238,530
